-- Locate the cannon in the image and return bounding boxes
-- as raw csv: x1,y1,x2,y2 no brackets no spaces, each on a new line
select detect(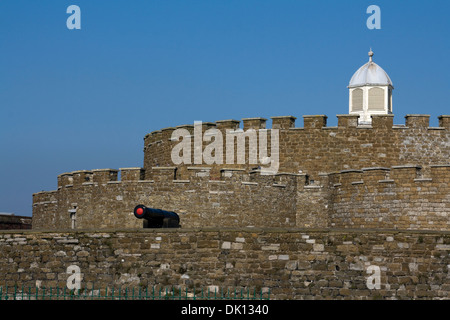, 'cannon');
133,204,180,228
